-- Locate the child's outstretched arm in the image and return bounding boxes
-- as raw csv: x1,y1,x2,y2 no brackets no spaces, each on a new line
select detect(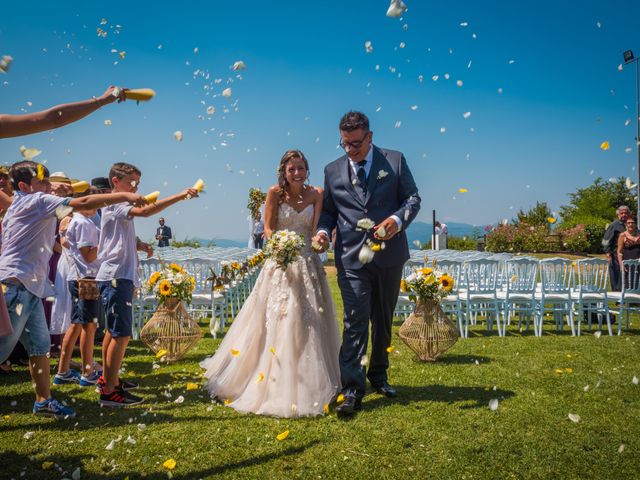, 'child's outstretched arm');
68,191,147,211
129,188,199,218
